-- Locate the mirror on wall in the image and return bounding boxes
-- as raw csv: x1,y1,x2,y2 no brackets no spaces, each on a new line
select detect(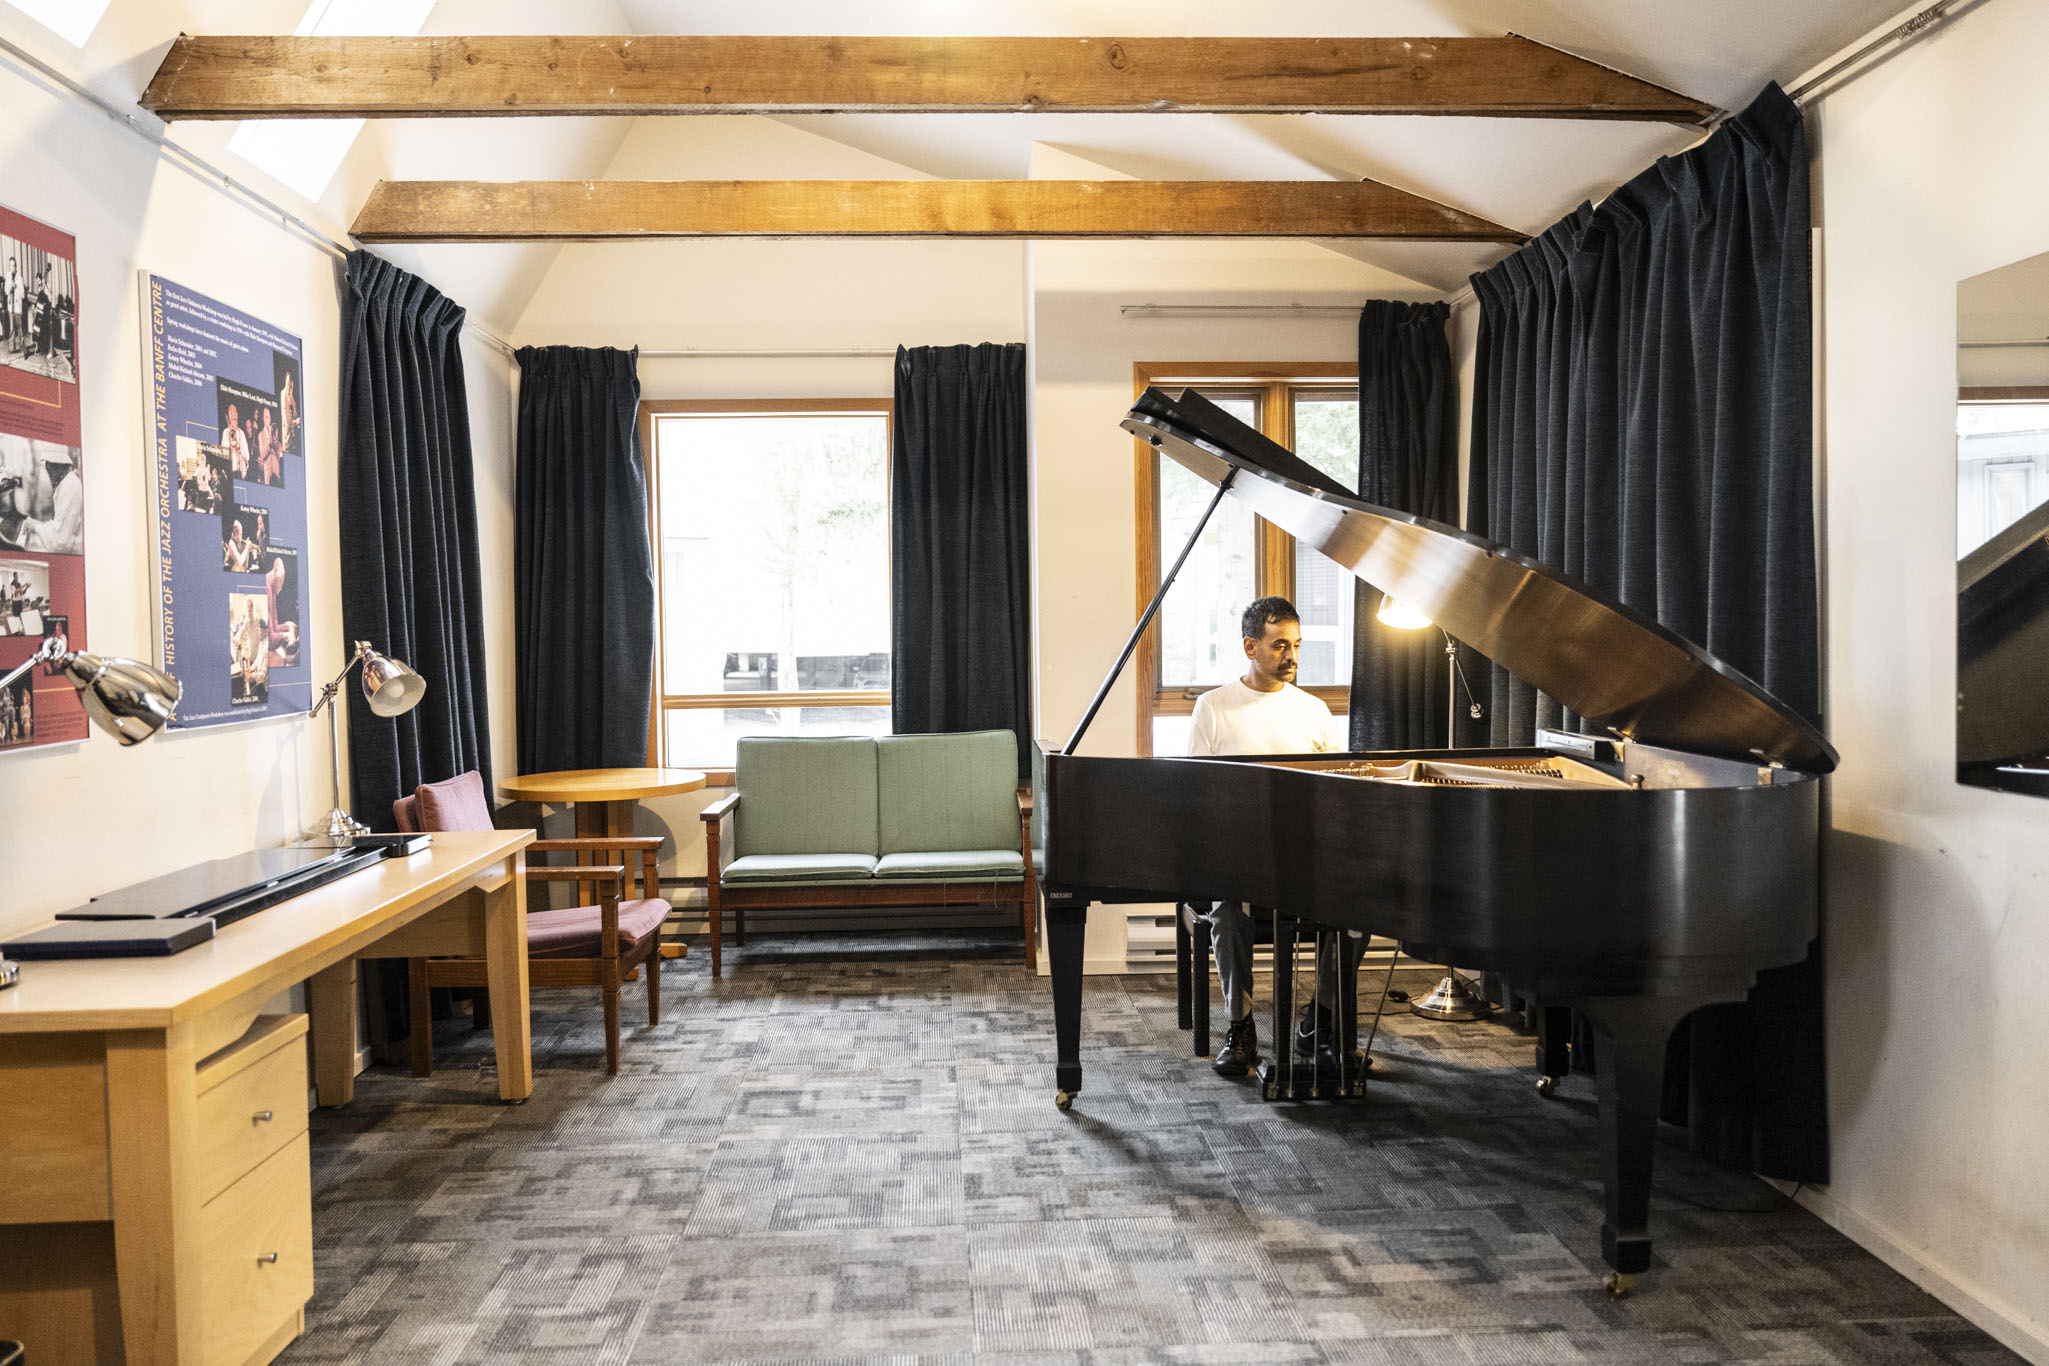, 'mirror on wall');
1957,249,2049,796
